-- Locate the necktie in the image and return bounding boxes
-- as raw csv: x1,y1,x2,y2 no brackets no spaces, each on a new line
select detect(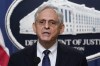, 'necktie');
42,50,51,66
